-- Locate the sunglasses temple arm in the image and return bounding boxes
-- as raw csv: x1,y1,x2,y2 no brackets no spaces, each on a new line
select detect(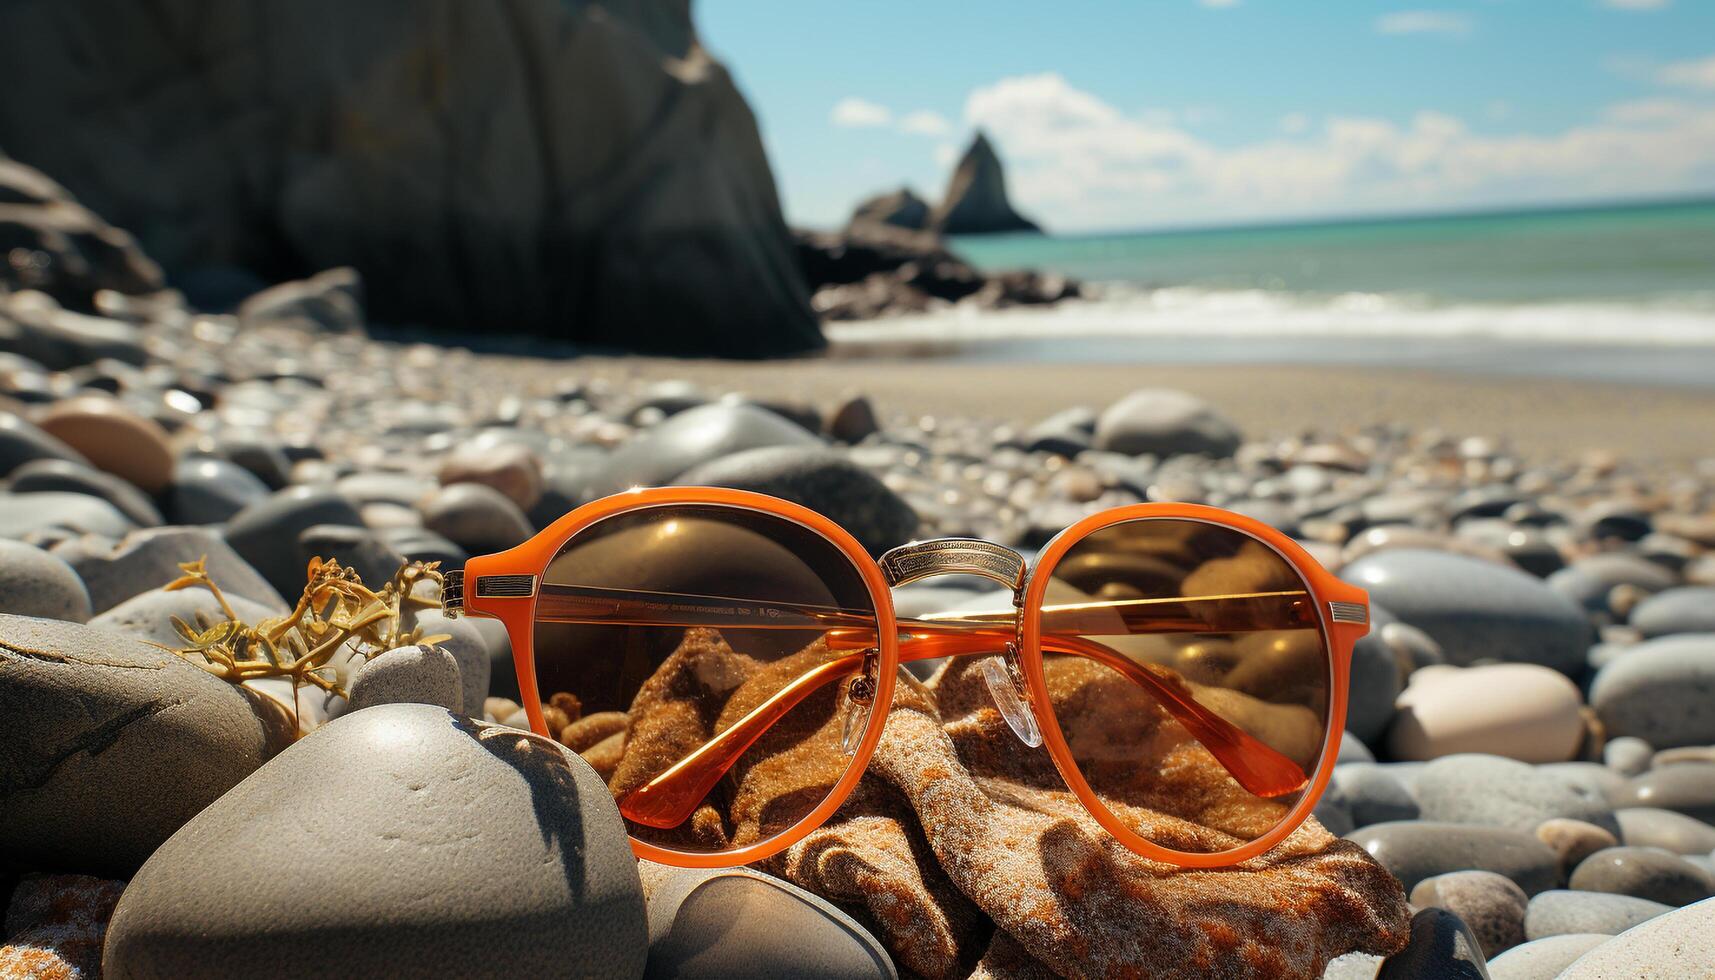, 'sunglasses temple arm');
618,622,1308,830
